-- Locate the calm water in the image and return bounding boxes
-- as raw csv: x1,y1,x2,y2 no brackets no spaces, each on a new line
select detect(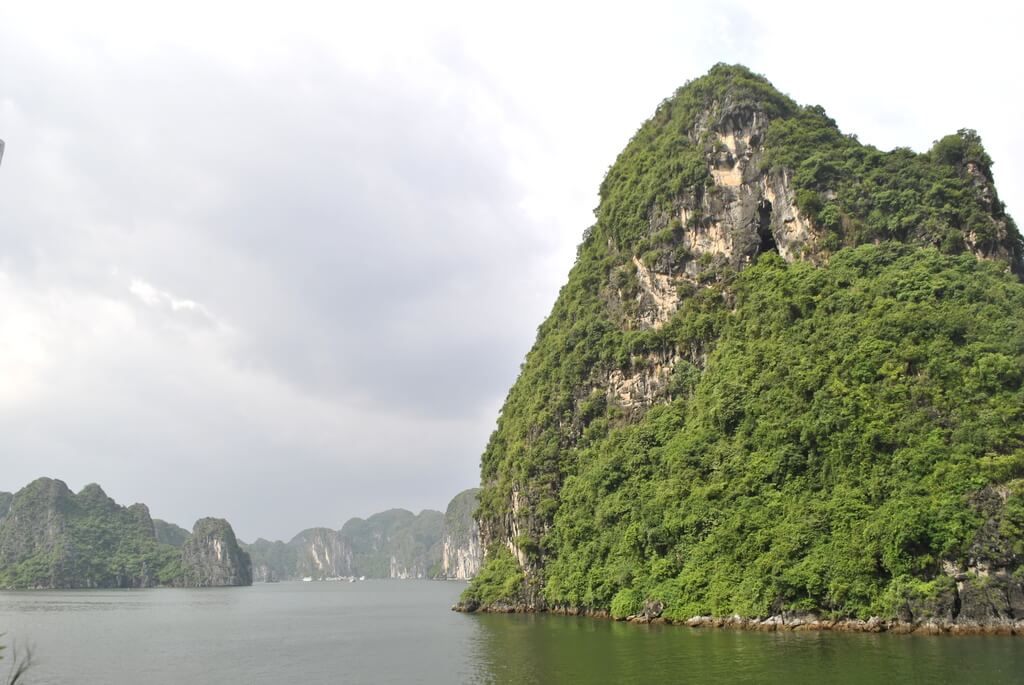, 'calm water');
1,581,1021,684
